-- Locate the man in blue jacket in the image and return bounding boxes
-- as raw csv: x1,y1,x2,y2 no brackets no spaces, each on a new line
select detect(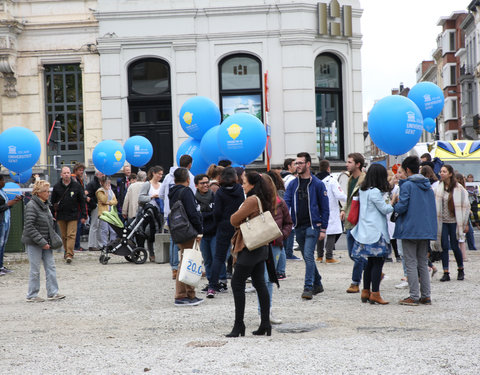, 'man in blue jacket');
392,156,437,306
285,152,329,299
